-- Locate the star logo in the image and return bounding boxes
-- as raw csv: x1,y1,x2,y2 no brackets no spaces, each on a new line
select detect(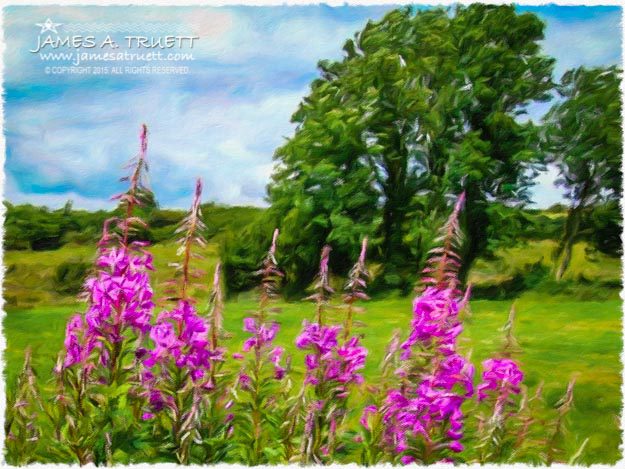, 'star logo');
35,18,62,34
